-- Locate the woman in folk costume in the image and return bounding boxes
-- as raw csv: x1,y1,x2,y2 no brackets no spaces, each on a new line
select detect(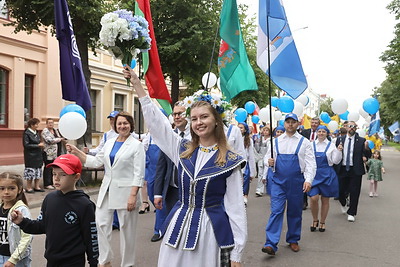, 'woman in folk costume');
309,125,343,232
124,67,247,267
